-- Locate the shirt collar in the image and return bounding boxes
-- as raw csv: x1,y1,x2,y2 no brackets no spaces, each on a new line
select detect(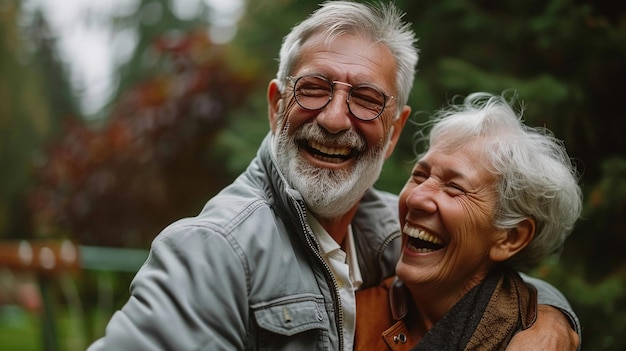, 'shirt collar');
308,215,363,289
